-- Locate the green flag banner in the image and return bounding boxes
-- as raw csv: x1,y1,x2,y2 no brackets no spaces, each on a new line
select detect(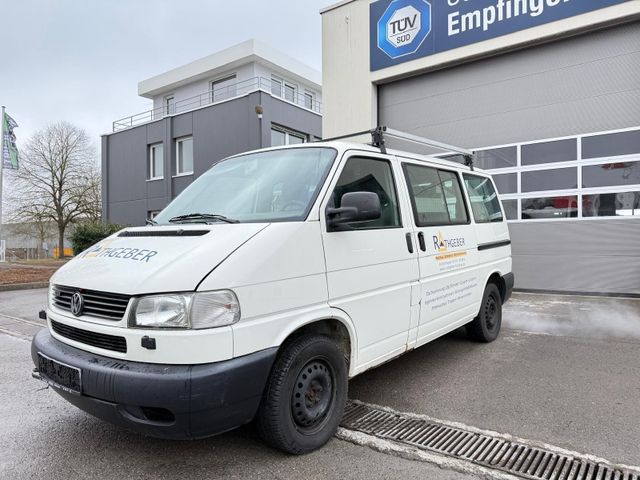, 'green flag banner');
2,111,19,169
